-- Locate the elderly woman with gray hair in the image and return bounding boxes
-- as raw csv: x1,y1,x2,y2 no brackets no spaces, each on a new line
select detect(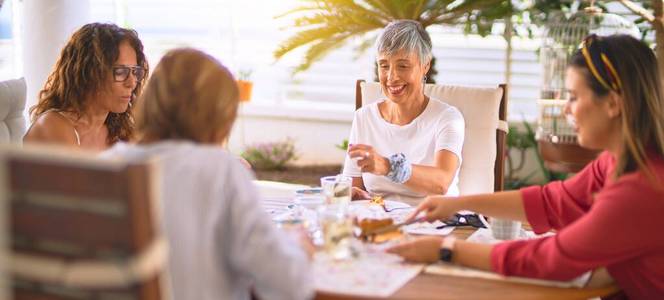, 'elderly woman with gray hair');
343,20,464,206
